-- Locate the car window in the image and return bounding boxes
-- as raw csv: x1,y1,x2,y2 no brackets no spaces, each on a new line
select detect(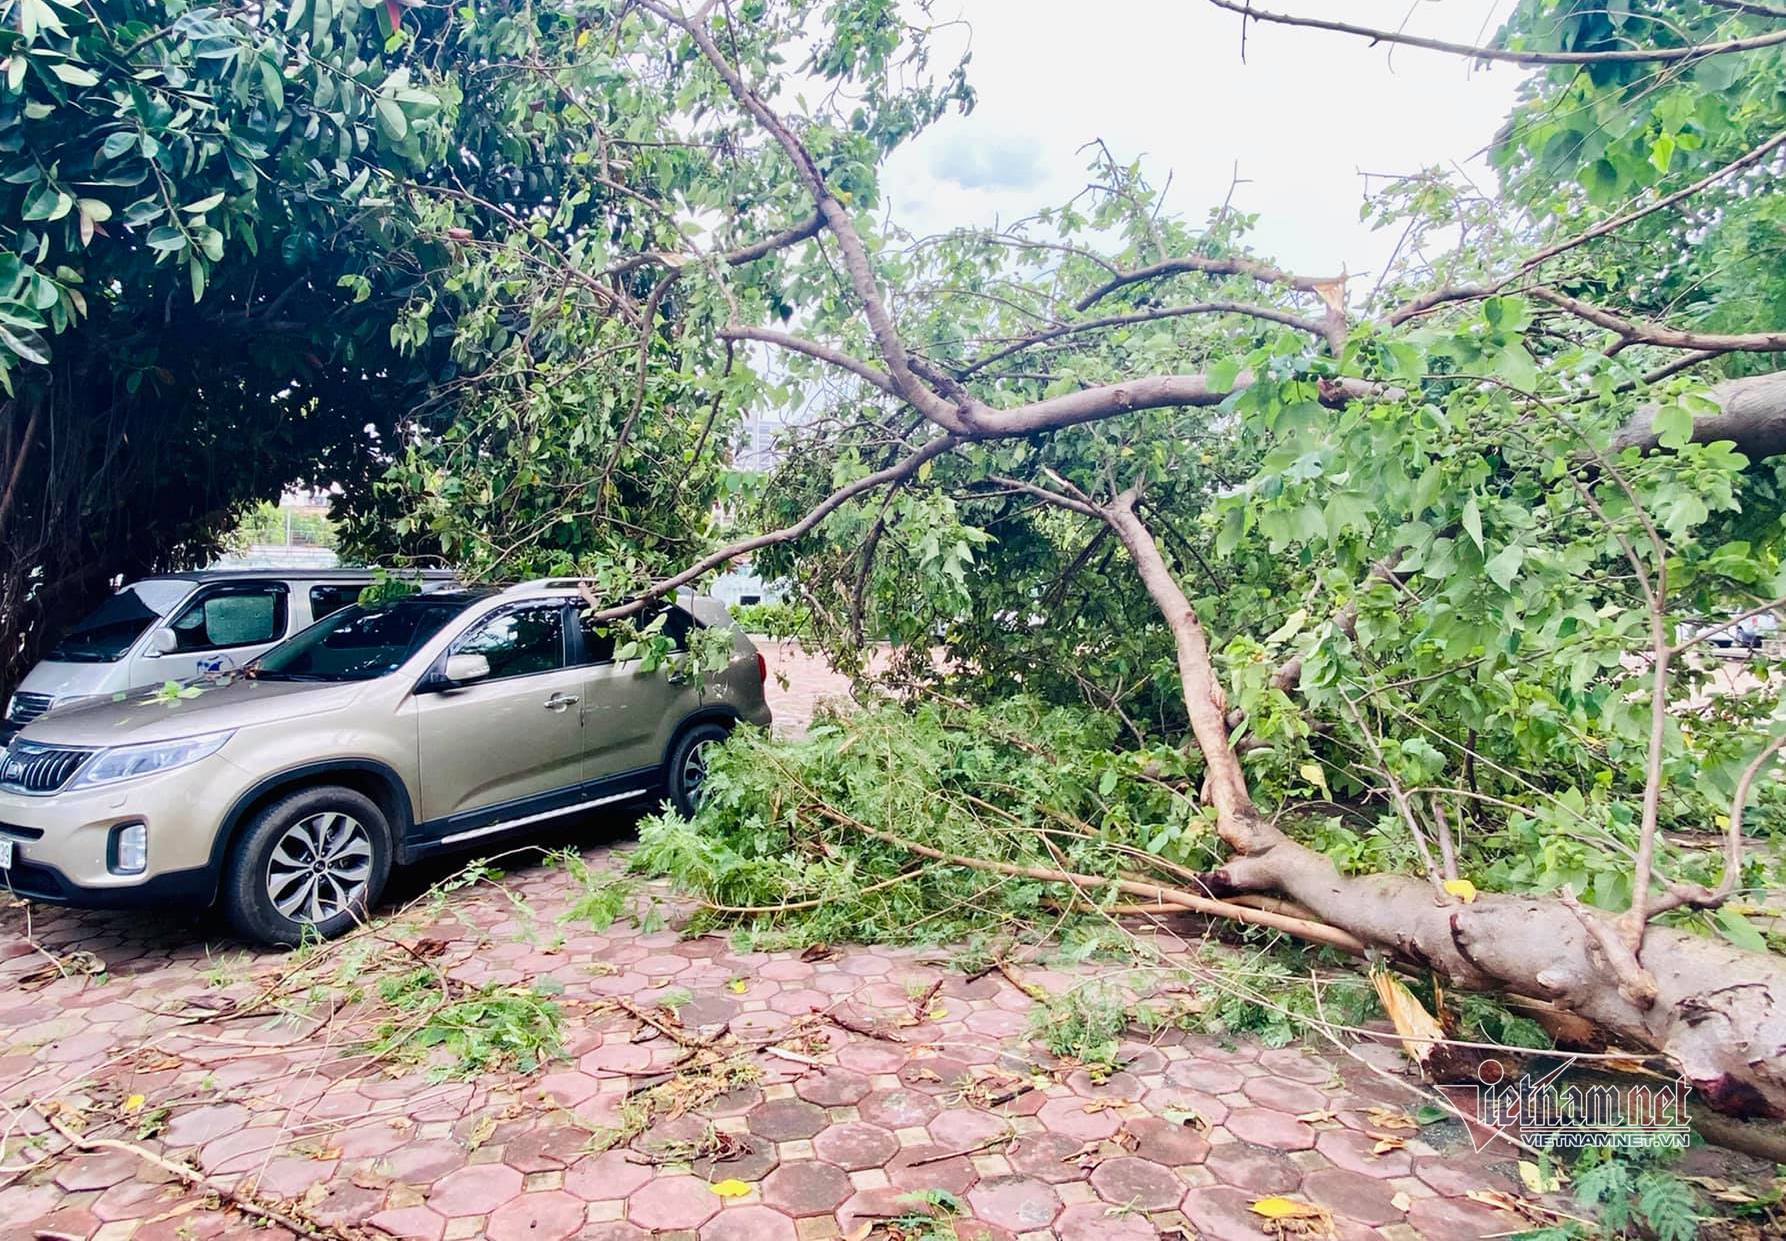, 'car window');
47,584,174,663
169,587,286,651
455,606,566,679
575,603,693,665
309,584,364,621
255,596,480,682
